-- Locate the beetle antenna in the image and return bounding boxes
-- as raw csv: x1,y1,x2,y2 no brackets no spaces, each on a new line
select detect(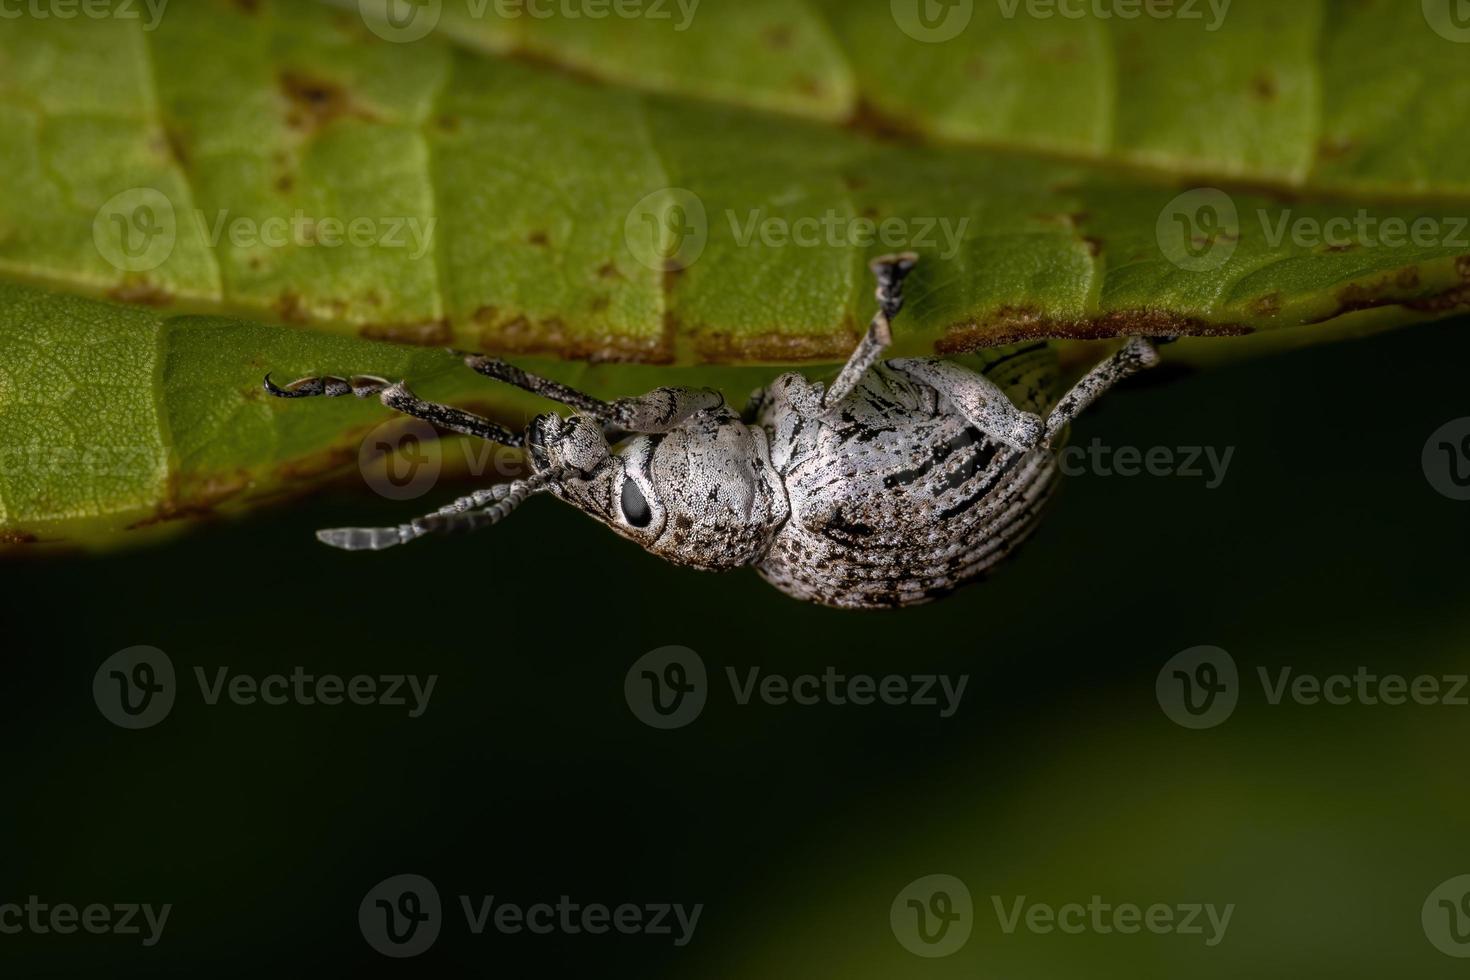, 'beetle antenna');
315,467,568,551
